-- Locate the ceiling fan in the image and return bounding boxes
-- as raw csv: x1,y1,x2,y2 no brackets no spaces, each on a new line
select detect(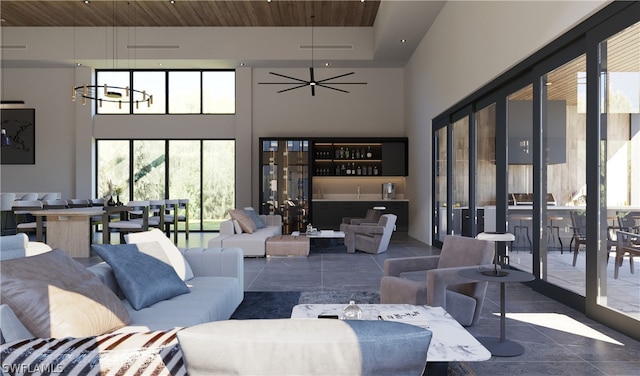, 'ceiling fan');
259,15,367,96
